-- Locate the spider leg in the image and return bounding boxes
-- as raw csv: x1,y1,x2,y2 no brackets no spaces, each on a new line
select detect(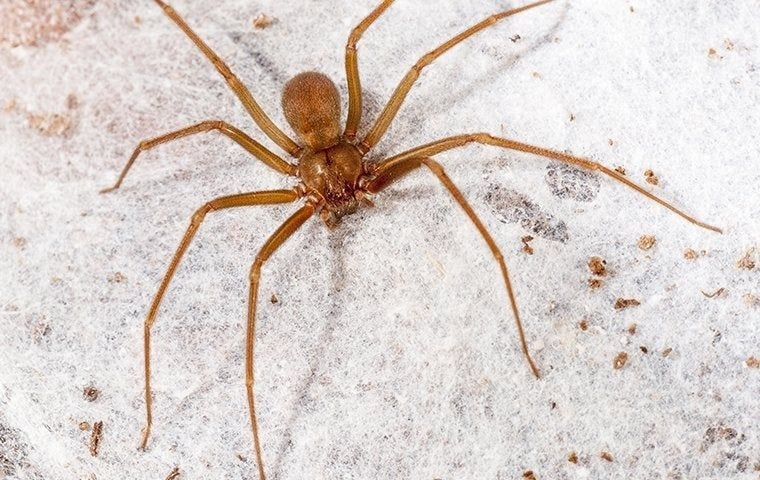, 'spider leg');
140,189,301,452
246,203,316,480
344,0,395,140
101,121,297,193
376,133,723,233
153,1,302,157
365,156,541,378
358,0,556,152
